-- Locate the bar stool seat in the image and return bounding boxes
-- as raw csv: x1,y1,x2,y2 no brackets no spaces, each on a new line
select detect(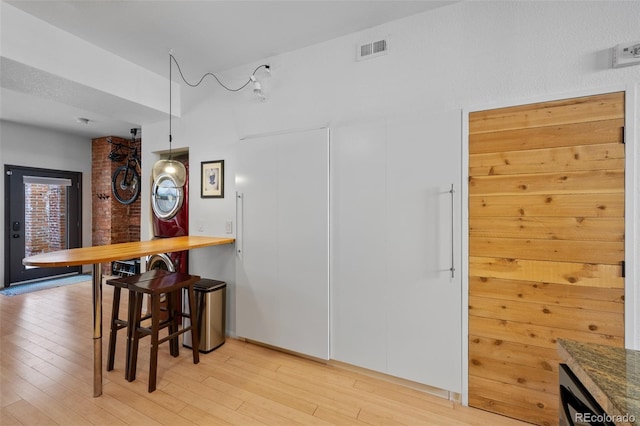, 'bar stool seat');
127,271,201,392
106,269,171,380
106,270,201,392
